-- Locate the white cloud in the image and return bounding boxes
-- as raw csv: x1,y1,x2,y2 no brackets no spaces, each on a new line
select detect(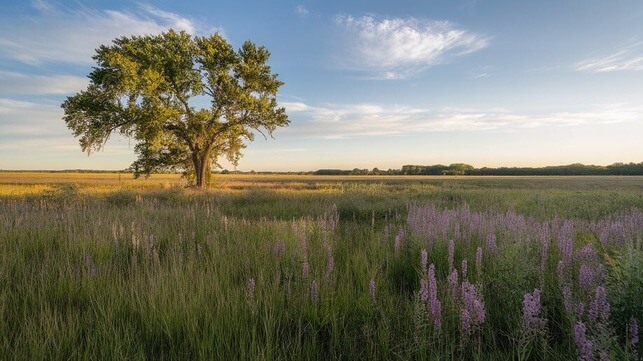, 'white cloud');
575,43,643,72
334,15,488,79
283,101,641,139
0,2,212,65
0,98,65,136
0,71,88,95
296,5,309,17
